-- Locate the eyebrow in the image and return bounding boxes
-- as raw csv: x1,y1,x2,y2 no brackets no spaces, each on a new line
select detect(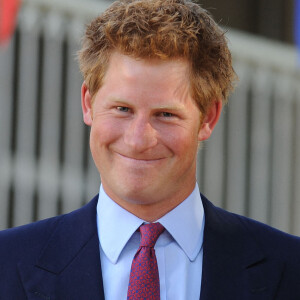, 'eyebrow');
108,97,130,104
109,97,185,111
153,105,185,111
